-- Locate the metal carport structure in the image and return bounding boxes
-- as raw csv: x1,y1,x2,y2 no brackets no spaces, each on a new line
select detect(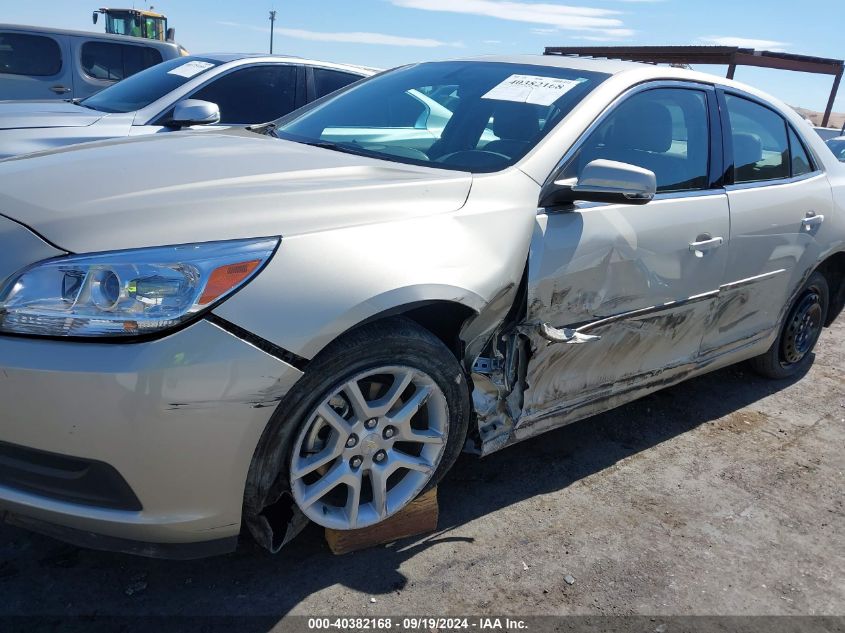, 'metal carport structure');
543,45,844,127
